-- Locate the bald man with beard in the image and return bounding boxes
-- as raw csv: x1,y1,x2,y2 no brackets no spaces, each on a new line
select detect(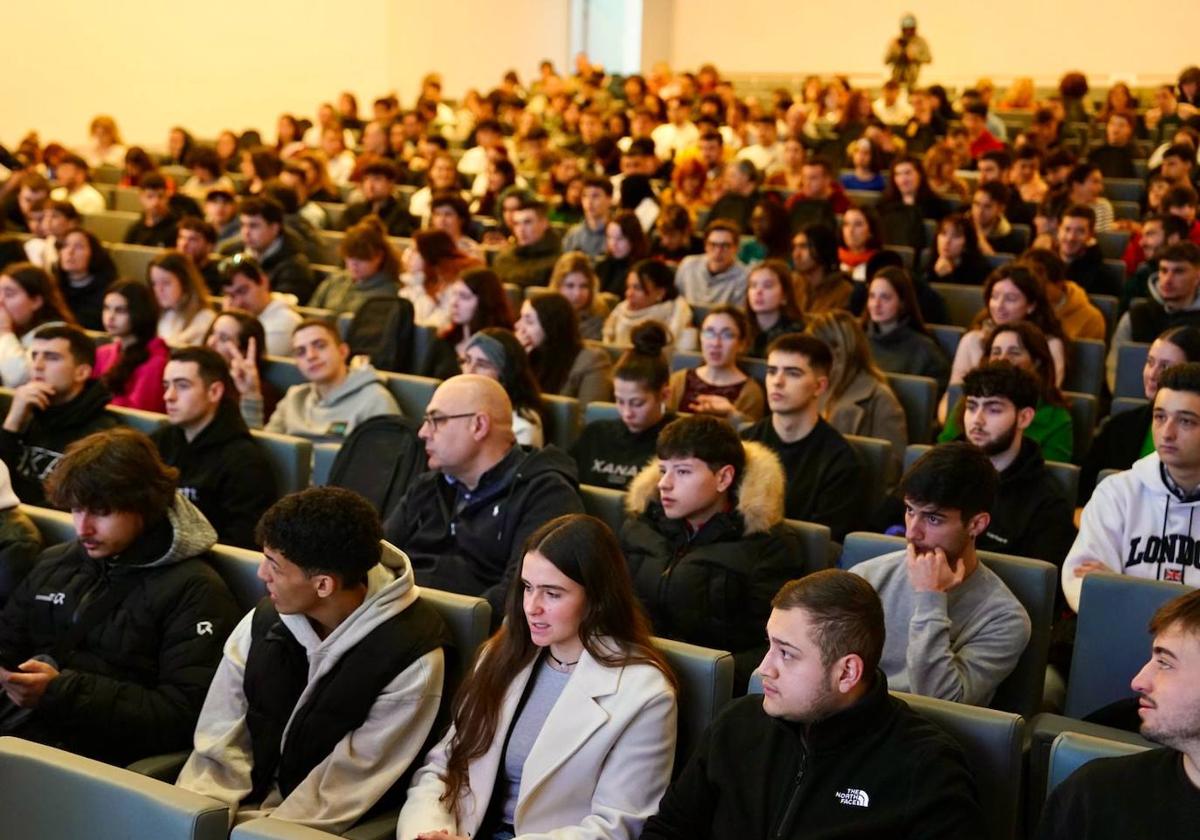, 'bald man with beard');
384,375,583,616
